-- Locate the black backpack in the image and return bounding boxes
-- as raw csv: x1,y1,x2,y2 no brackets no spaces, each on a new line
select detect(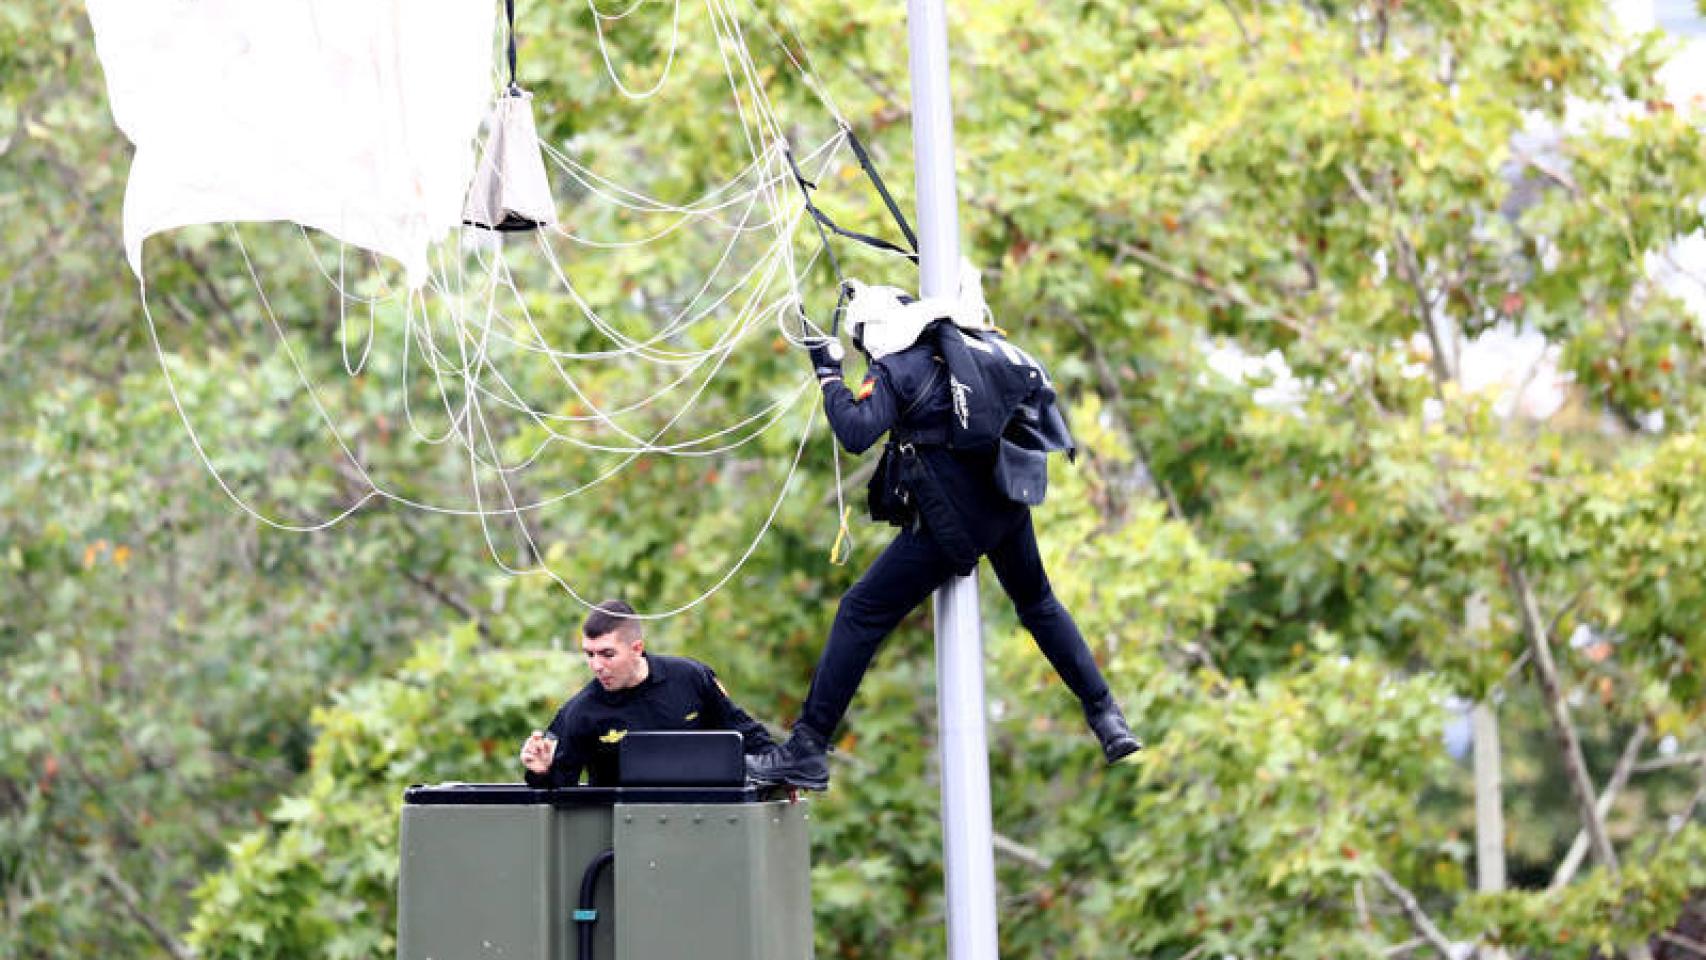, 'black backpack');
933,323,1076,506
